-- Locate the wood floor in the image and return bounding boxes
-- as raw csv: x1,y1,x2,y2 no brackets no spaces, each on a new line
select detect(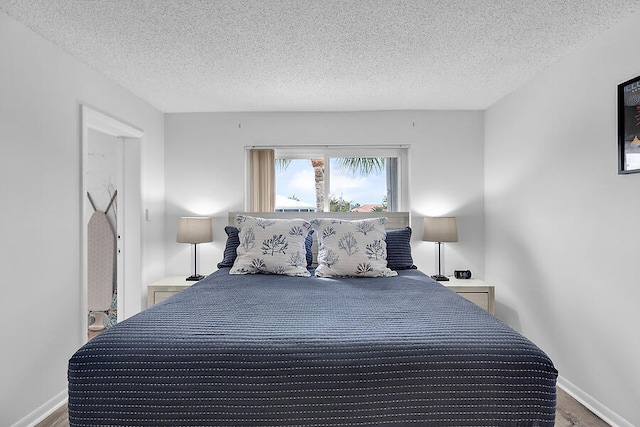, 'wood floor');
555,387,610,427
37,387,609,427
36,405,69,427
